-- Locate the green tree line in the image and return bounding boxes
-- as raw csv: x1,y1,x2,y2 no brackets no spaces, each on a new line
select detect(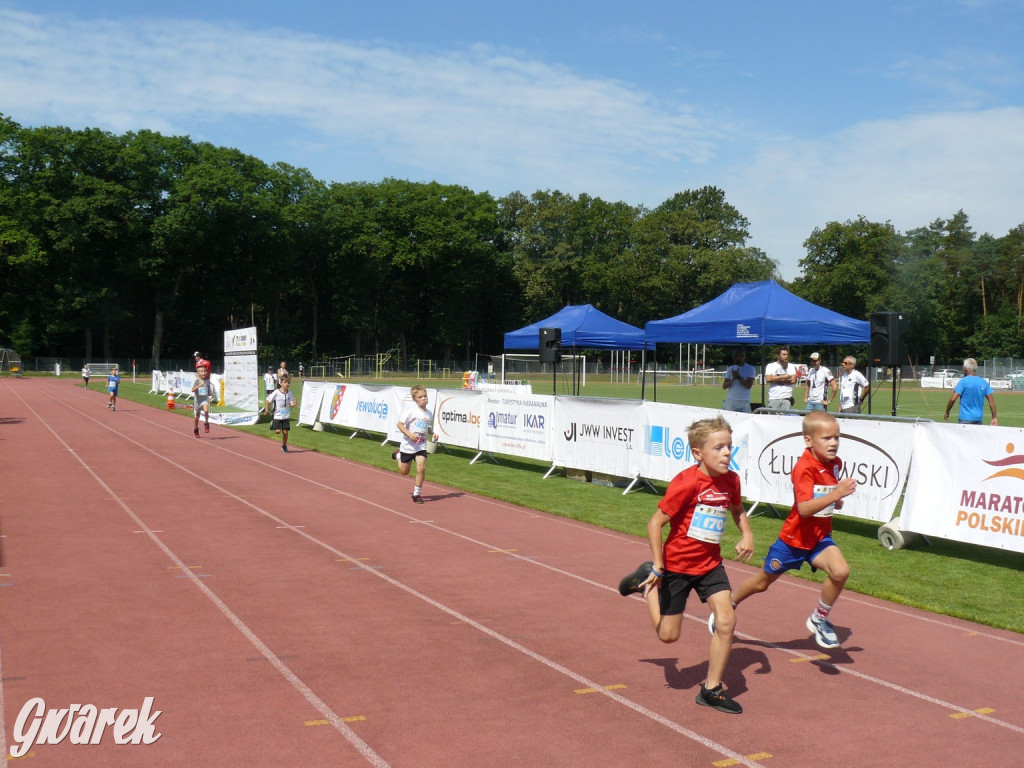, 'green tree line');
2,114,1022,367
